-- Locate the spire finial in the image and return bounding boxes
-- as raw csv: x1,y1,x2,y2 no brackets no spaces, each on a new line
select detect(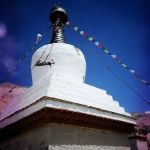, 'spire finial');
49,4,68,43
